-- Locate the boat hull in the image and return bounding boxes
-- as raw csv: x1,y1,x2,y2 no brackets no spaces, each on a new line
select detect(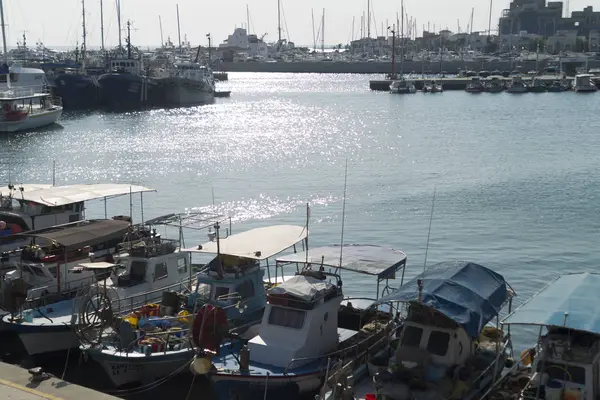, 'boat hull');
211,372,322,400
574,86,598,92
88,349,191,387
159,77,214,106
16,325,78,355
53,74,100,110
0,108,62,133
98,73,161,109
